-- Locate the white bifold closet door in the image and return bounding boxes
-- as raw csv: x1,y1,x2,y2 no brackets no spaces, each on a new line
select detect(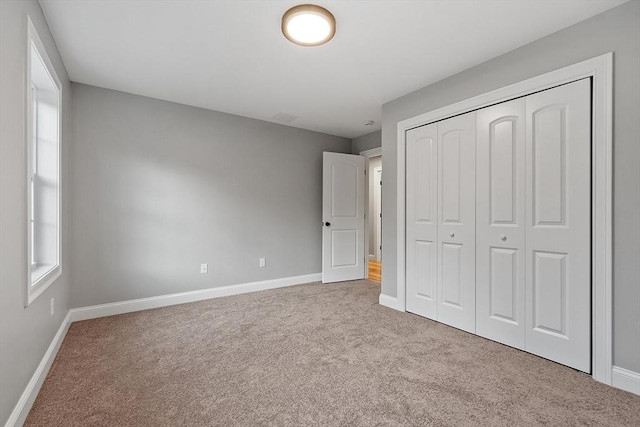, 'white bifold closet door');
437,113,476,333
406,112,476,333
524,79,591,372
476,98,527,349
407,79,591,372
475,79,591,372
406,123,438,319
